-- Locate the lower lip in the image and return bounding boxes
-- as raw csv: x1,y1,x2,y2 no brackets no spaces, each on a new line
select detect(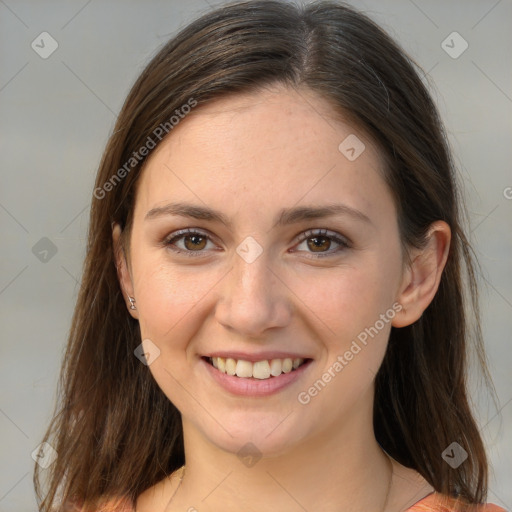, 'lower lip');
201,358,313,397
